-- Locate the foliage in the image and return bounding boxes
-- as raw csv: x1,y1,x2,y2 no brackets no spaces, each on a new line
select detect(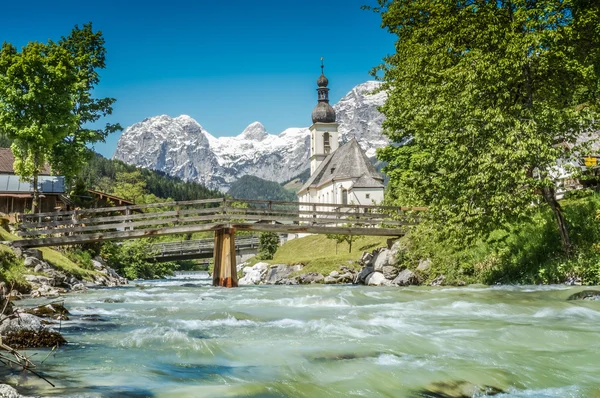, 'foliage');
395,193,600,285
49,23,122,182
0,40,78,212
0,244,27,289
257,232,279,260
113,170,149,203
326,233,359,254
100,240,178,280
229,175,297,202
371,0,600,251
64,248,94,270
